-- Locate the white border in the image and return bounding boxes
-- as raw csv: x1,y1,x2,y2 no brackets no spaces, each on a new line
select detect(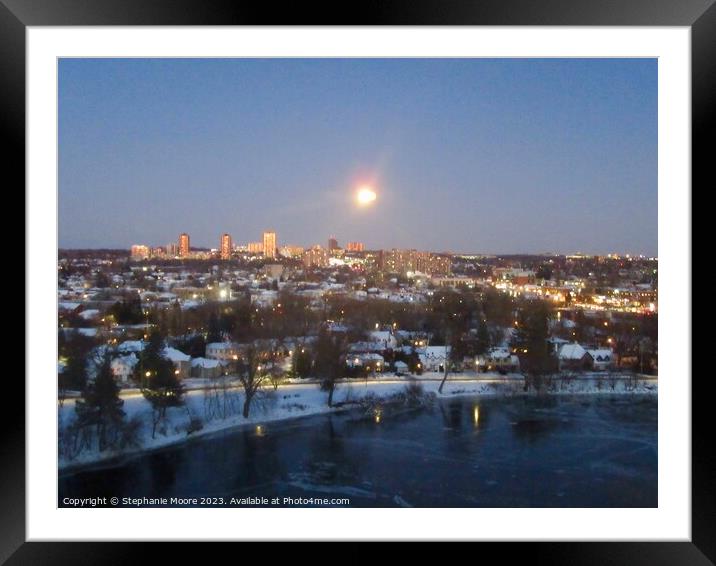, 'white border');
27,27,691,541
